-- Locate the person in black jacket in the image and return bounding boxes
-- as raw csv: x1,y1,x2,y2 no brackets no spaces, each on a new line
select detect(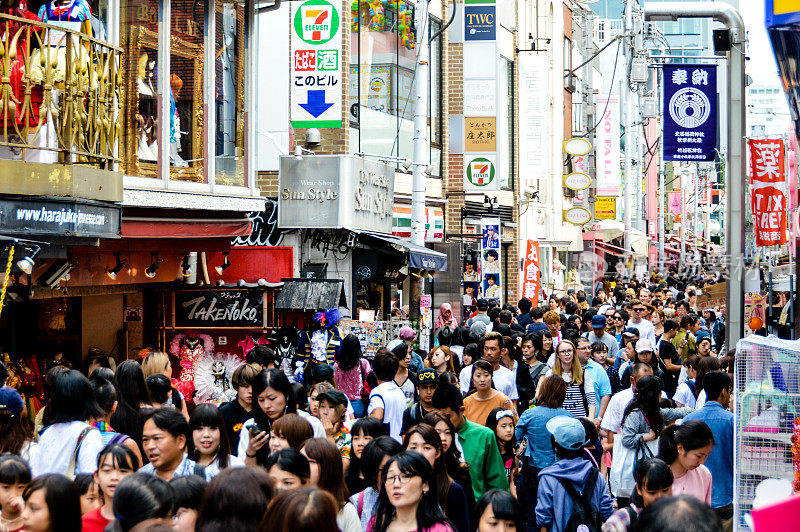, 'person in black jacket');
501,336,535,411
